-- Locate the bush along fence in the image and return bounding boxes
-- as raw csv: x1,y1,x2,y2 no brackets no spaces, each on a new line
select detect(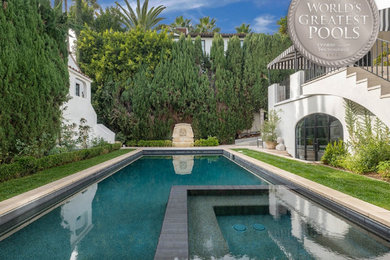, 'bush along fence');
0,143,122,183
